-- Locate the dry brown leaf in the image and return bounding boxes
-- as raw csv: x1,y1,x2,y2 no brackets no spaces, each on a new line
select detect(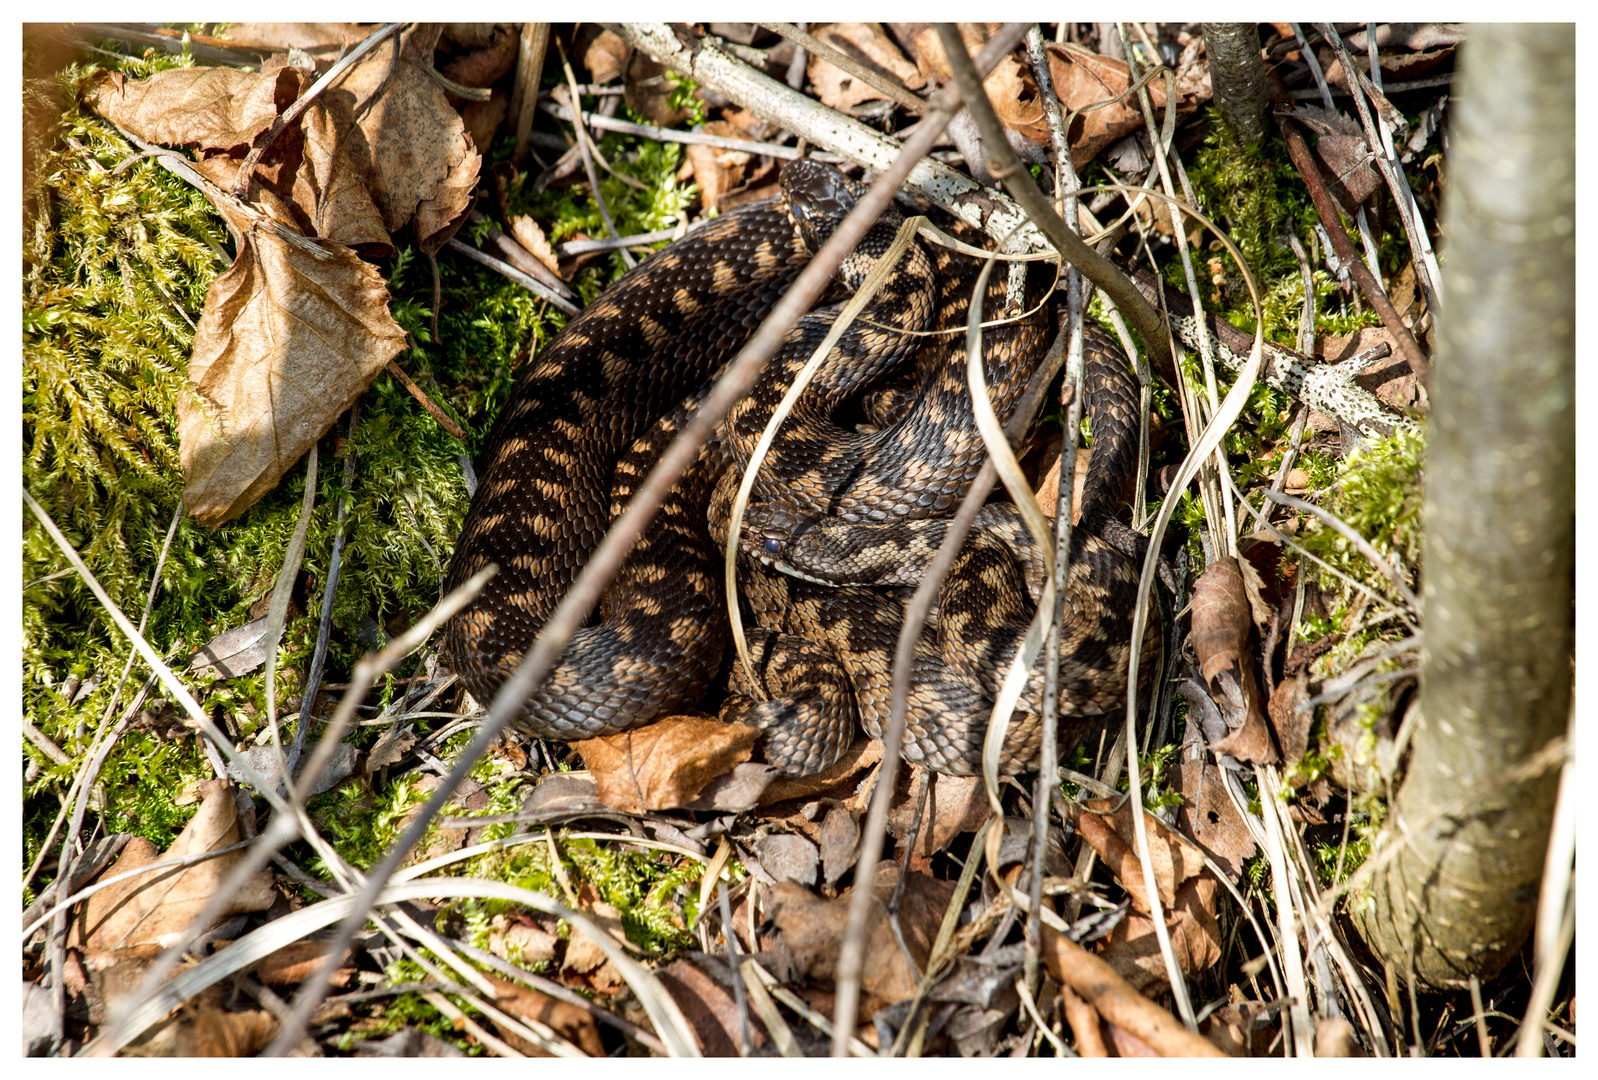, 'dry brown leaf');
685,120,749,212
438,24,519,90
284,101,395,253
71,779,275,951
559,897,628,995
177,201,406,525
817,804,860,886
311,24,481,253
1191,557,1276,763
573,715,759,813
583,29,632,85
248,939,354,987
125,1002,279,1057
1074,798,1206,911
219,23,373,50
508,215,562,278
889,768,988,855
805,23,923,111
1099,876,1224,993
85,66,303,155
685,761,777,811
756,833,819,886
488,913,559,967
765,863,955,1015
655,959,768,1056
482,974,605,1057
458,92,509,164
1045,42,1173,167
1167,760,1258,882
1072,798,1223,991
